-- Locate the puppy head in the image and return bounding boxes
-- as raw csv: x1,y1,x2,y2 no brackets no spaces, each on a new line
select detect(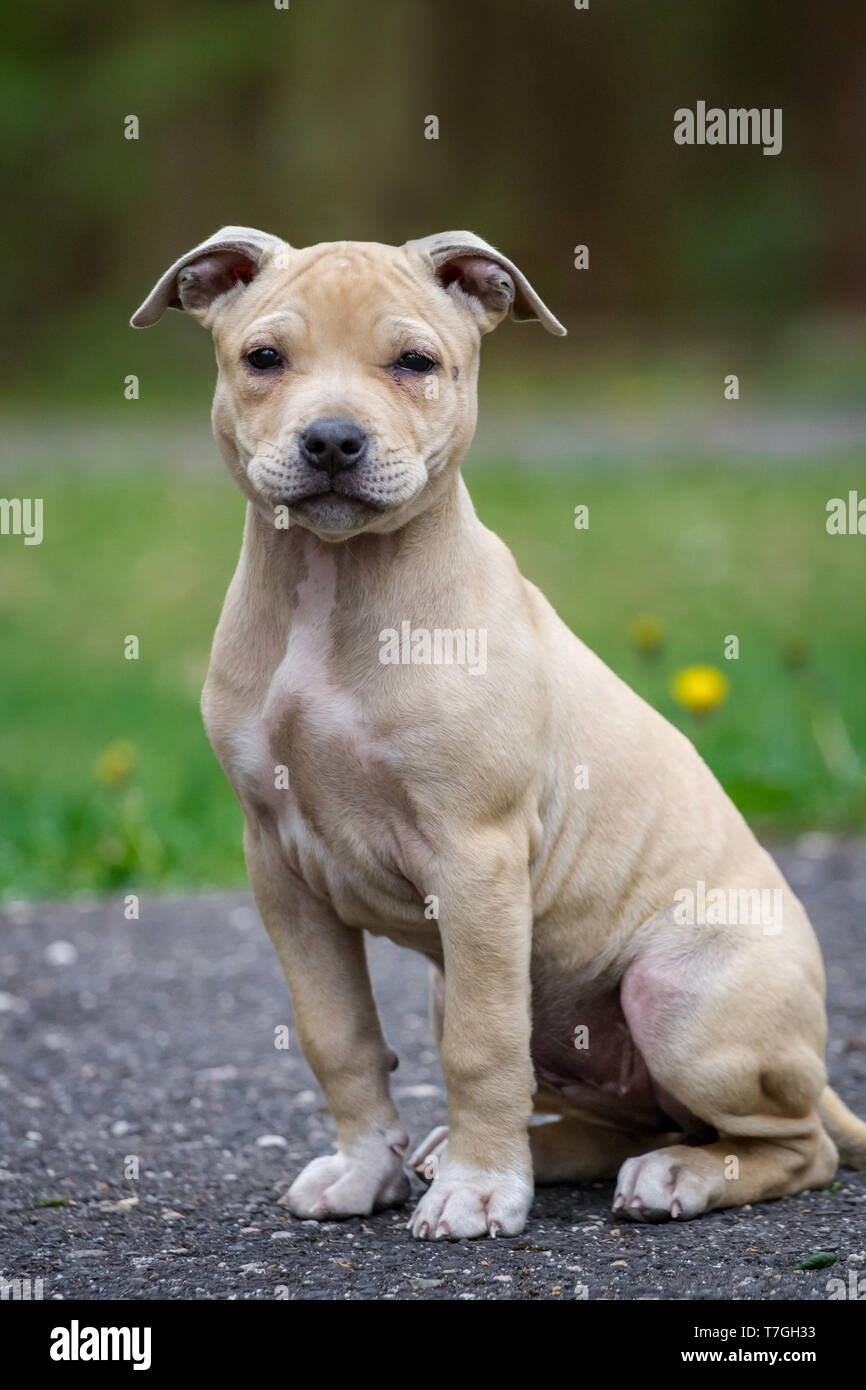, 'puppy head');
132,226,565,540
